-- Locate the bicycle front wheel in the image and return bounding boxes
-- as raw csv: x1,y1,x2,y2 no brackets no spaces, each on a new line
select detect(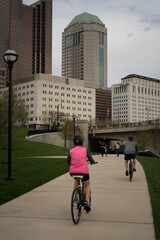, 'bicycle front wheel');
71,188,81,224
